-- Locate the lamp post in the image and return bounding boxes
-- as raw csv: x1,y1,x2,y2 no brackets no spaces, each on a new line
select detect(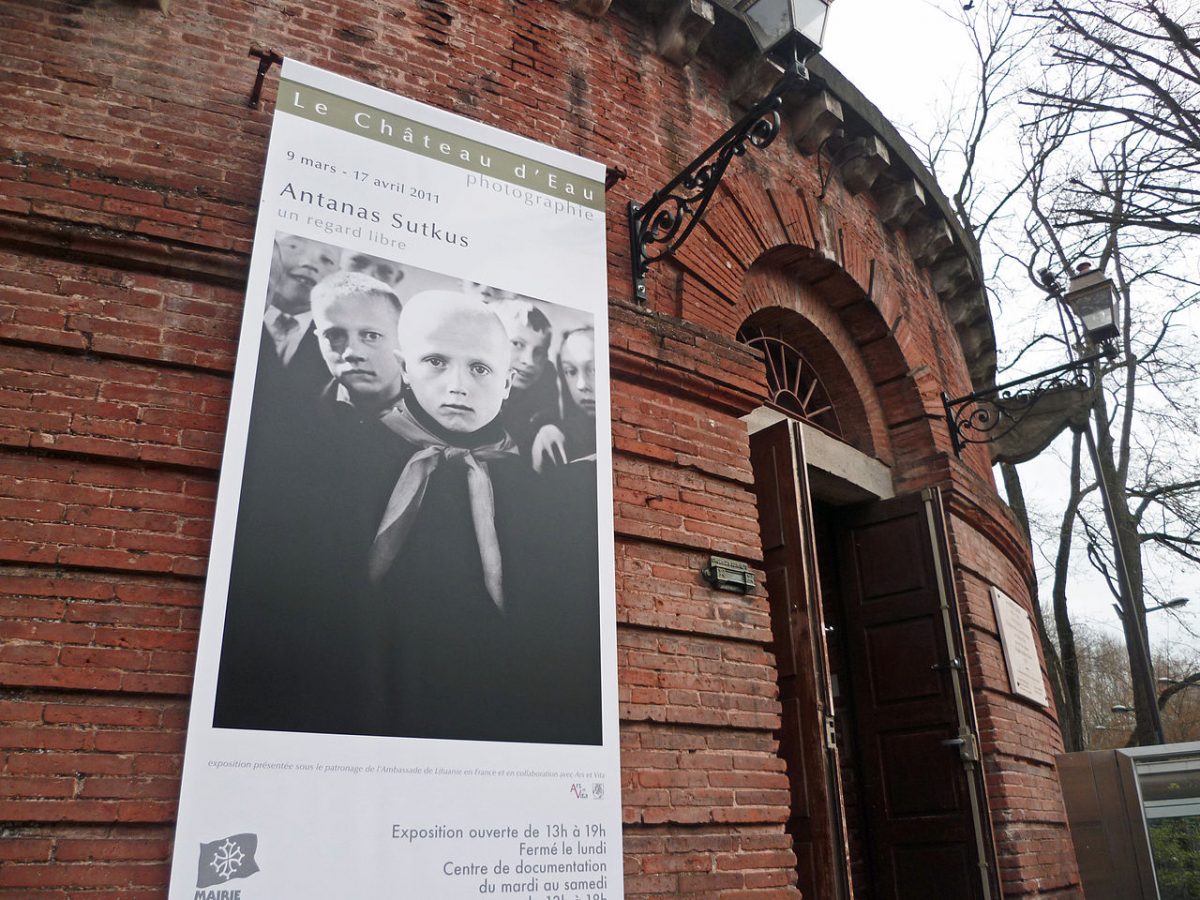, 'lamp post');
1149,596,1190,613
1114,596,1190,619
943,262,1167,745
628,0,832,301
1156,674,1200,712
